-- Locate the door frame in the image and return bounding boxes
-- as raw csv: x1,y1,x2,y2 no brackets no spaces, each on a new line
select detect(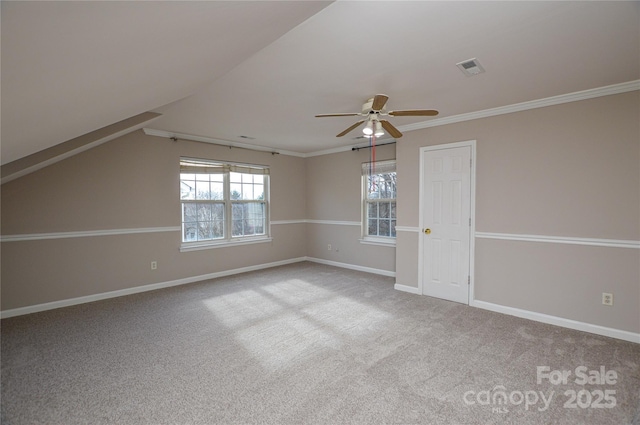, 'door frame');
418,140,477,304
